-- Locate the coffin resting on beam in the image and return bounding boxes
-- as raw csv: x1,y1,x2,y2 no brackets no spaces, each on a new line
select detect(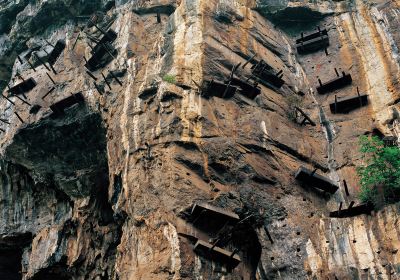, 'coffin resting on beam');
226,77,261,99
8,78,37,96
47,40,66,65
202,80,239,98
316,72,352,94
296,29,328,44
250,60,284,88
191,202,240,224
329,203,373,218
91,29,117,55
296,29,329,54
194,240,241,268
85,43,116,71
329,94,368,114
295,166,338,194
50,92,85,115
